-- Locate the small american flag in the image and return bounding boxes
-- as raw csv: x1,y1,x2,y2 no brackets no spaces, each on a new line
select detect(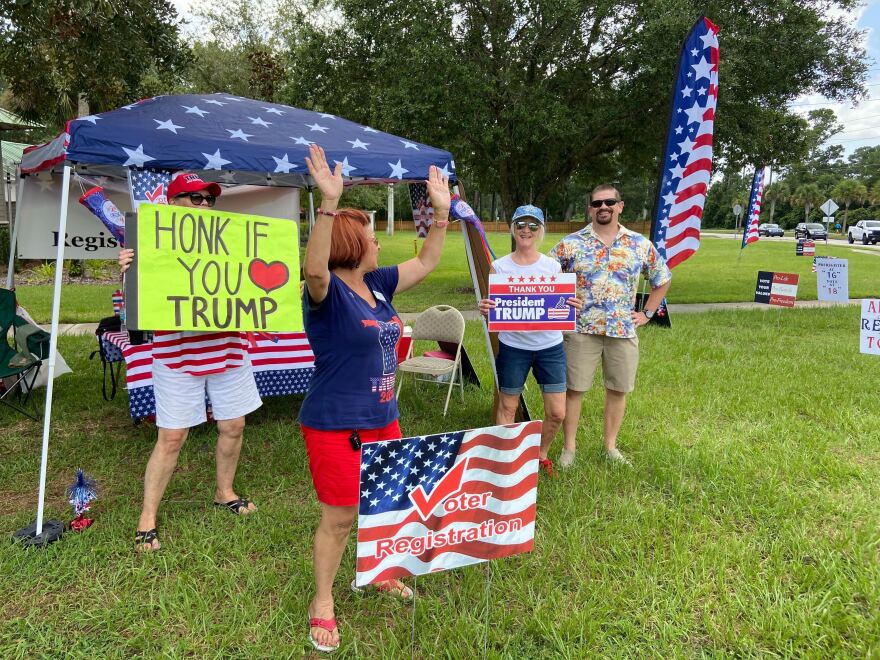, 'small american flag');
127,169,172,210
547,296,571,320
355,421,540,586
409,182,433,238
741,167,765,249
651,16,719,269
112,289,124,316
